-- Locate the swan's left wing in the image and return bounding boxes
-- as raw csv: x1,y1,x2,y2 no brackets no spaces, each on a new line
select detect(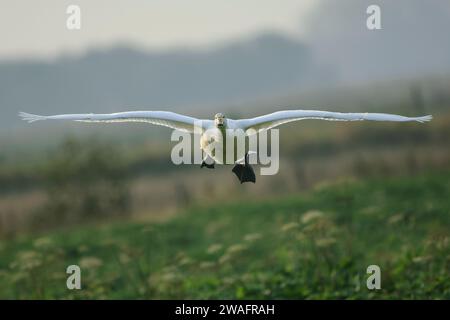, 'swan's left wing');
236,110,432,133
19,111,211,133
